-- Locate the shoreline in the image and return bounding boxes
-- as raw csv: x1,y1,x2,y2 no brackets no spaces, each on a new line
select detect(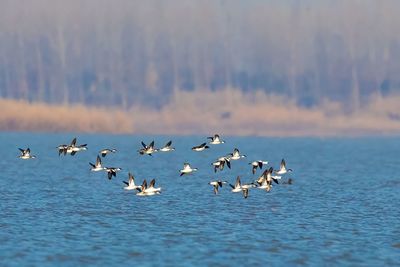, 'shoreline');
1,93,400,137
